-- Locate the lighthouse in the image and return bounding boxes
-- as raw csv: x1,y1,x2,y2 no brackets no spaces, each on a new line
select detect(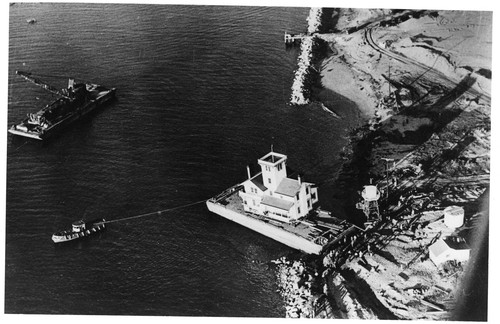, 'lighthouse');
239,150,319,223
257,151,287,193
